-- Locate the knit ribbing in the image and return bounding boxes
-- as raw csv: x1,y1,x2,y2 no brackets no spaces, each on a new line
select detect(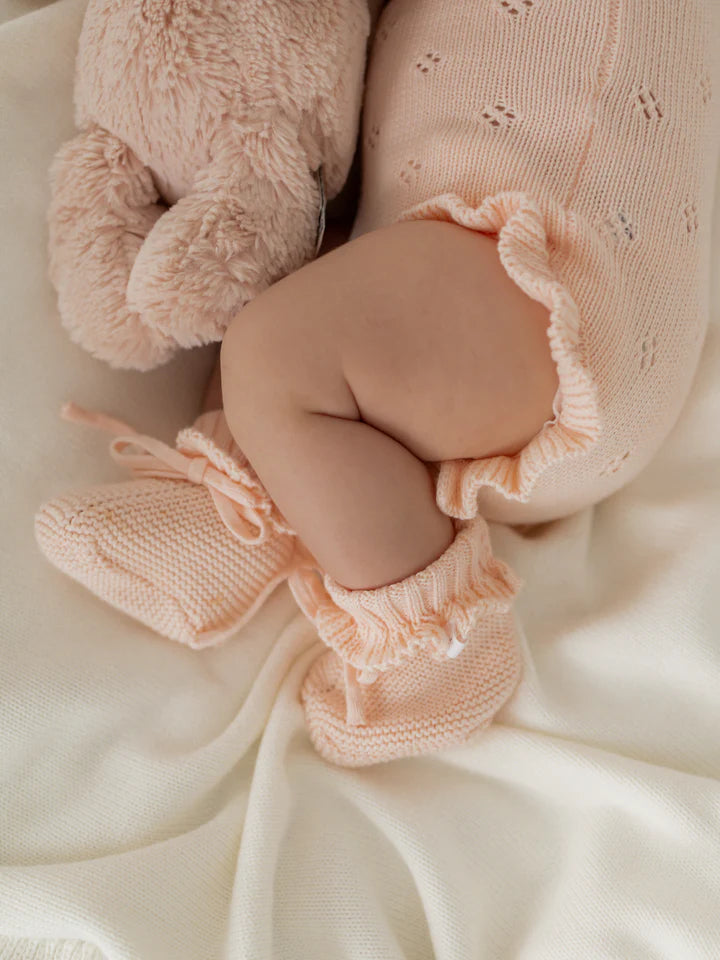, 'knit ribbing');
309,515,520,679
